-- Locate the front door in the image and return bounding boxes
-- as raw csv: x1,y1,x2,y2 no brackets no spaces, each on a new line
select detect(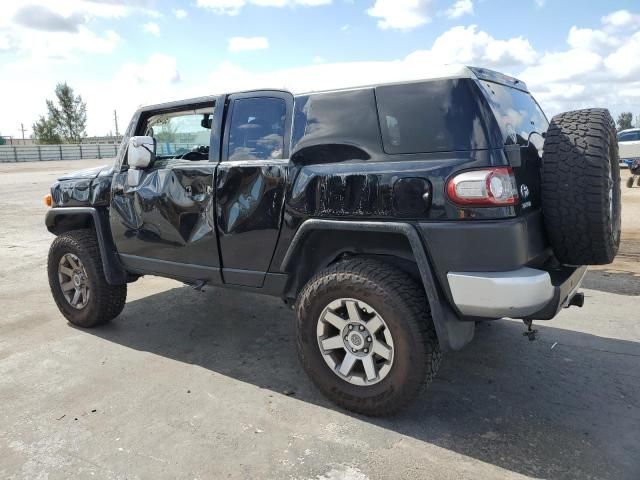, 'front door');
215,91,293,287
110,100,222,283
